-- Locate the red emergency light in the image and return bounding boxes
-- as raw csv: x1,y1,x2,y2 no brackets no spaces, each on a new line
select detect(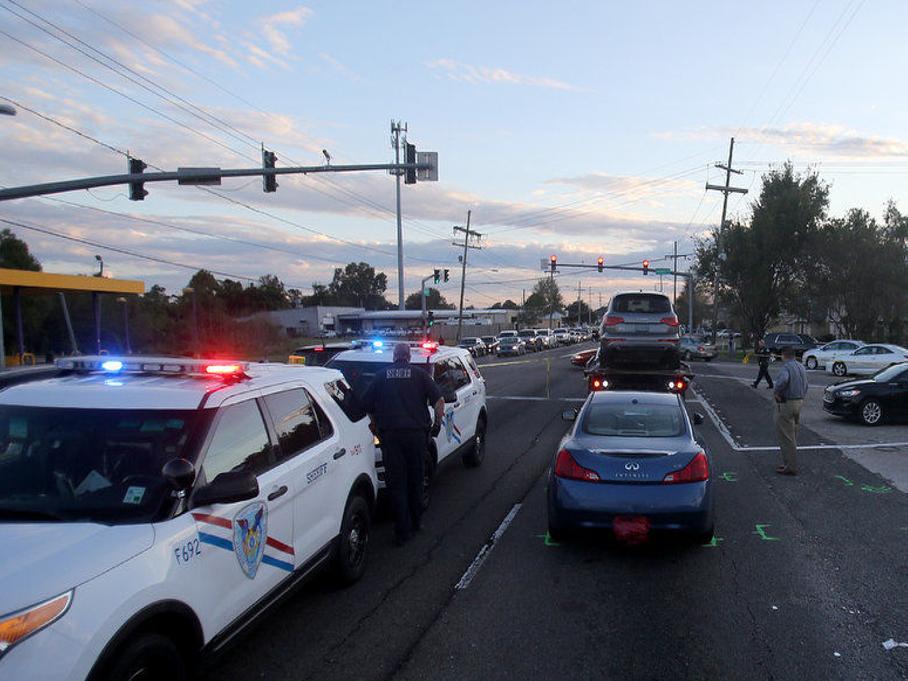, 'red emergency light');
205,364,243,375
